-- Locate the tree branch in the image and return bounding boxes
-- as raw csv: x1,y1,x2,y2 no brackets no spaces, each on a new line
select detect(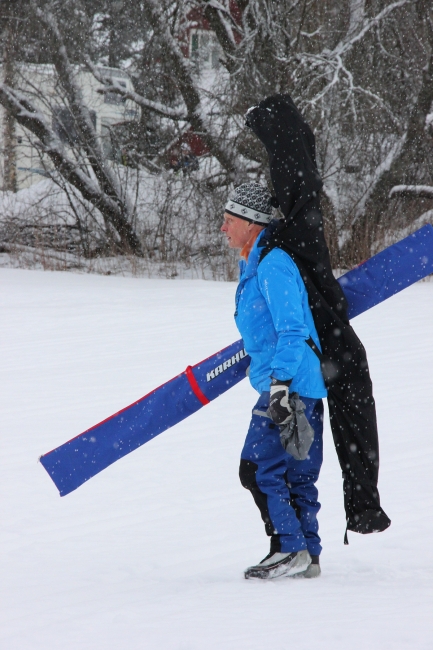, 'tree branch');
390,184,433,199
0,83,143,254
201,0,238,72
138,0,239,176
29,0,139,230
336,0,411,58
85,57,188,120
